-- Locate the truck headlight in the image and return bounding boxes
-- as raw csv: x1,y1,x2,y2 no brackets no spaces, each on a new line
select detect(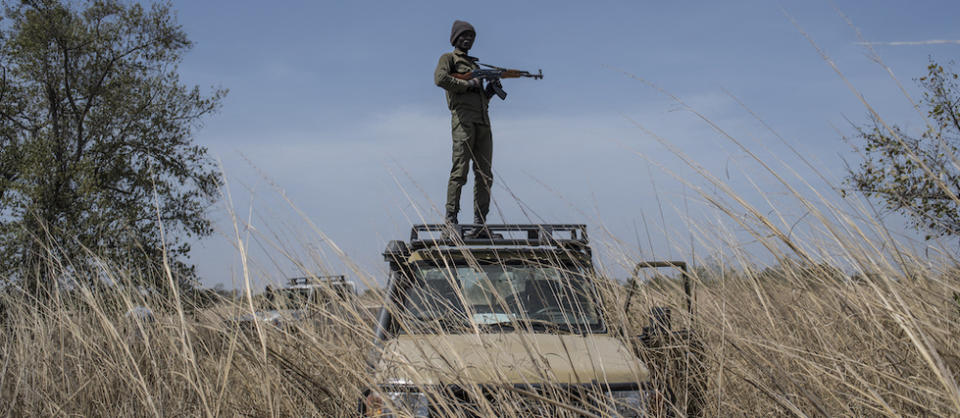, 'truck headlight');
365,391,429,417
610,390,648,417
